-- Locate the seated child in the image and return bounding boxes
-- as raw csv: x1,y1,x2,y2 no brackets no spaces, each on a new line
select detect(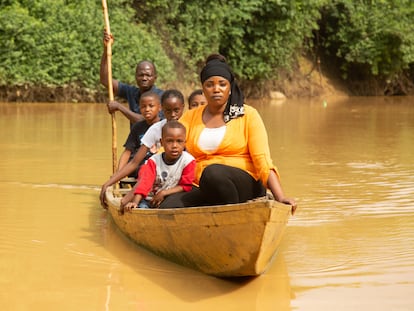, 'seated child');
100,89,186,208
188,89,207,110
116,91,161,178
121,120,195,212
